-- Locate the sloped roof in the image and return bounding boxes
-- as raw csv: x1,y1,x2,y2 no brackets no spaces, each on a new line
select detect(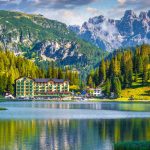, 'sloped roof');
34,78,50,83
33,78,68,83
52,79,65,83
16,77,33,81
